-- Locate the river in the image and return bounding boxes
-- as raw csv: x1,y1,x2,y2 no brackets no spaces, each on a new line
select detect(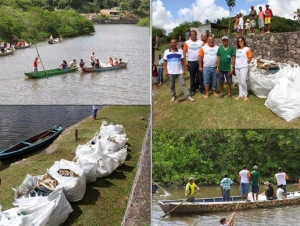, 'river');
0,24,150,105
152,185,300,225
0,105,99,165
